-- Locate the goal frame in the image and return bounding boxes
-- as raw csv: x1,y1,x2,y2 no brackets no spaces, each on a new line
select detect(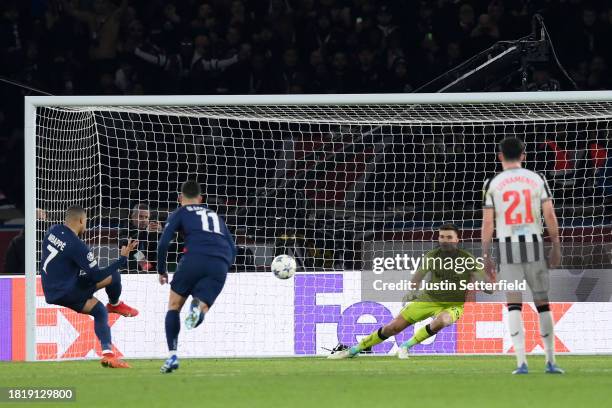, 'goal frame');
24,90,612,361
